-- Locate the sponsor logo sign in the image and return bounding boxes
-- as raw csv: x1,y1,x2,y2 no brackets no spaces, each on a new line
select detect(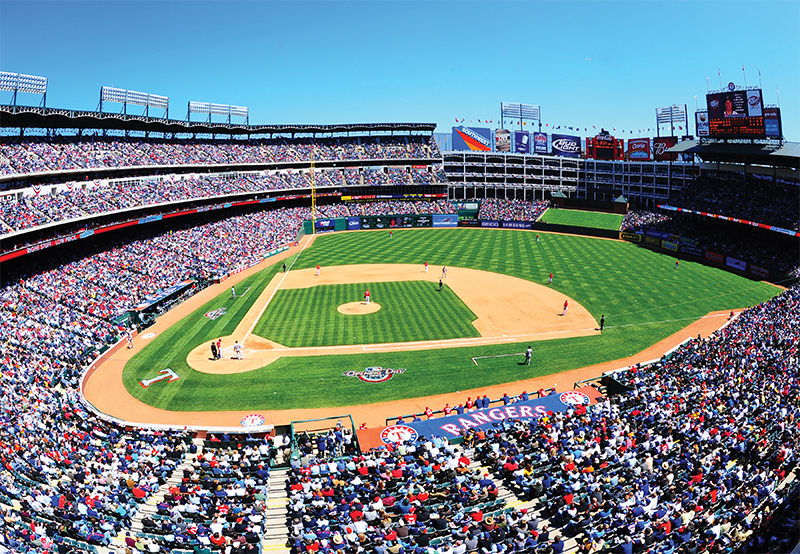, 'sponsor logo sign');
138,214,163,225
343,367,407,384
705,251,724,264
644,236,661,246
533,132,548,154
726,257,747,271
495,129,511,152
653,137,678,161
661,240,678,252
746,90,762,117
481,220,500,228
696,111,710,137
501,220,532,230
679,244,704,257
749,265,769,279
551,134,581,158
515,131,530,154
380,425,419,444
620,232,642,242
141,332,157,340
452,126,492,151
204,307,228,320
240,414,266,427
347,217,361,230
432,214,458,228
628,138,651,161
